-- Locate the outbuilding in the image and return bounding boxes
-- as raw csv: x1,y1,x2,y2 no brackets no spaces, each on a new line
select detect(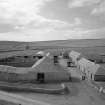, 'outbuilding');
92,65,105,81
31,55,71,83
69,50,81,66
77,57,97,80
77,57,105,81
